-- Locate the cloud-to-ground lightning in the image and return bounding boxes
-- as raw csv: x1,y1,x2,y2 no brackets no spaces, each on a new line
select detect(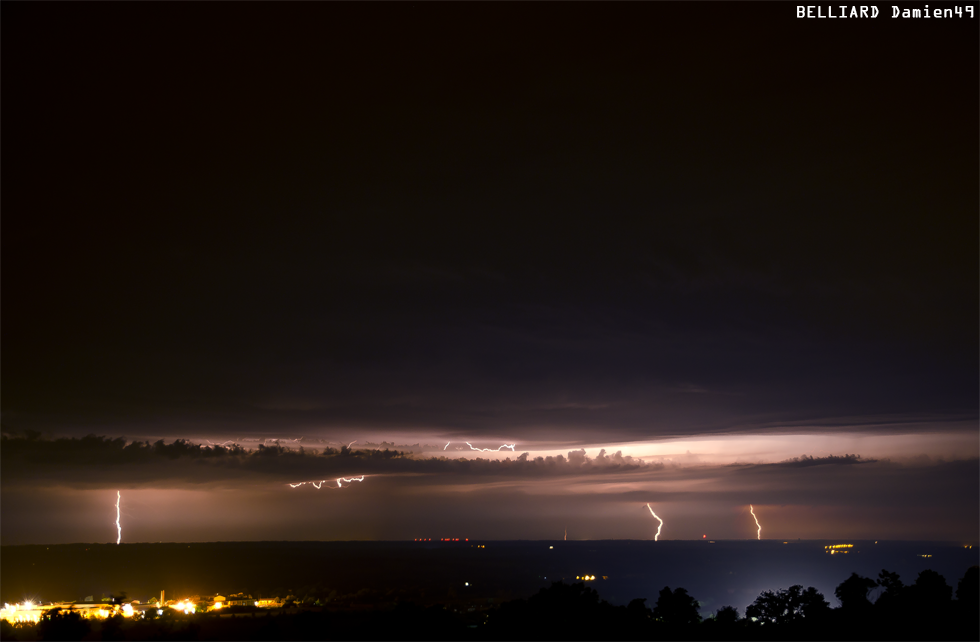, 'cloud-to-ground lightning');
289,476,366,490
750,504,761,540
346,440,357,449
646,504,663,541
115,491,122,545
465,442,516,452
444,442,450,450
